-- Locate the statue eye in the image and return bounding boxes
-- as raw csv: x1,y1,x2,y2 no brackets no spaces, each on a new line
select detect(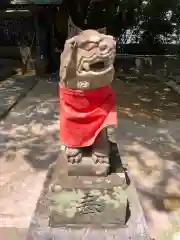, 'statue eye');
80,42,98,51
